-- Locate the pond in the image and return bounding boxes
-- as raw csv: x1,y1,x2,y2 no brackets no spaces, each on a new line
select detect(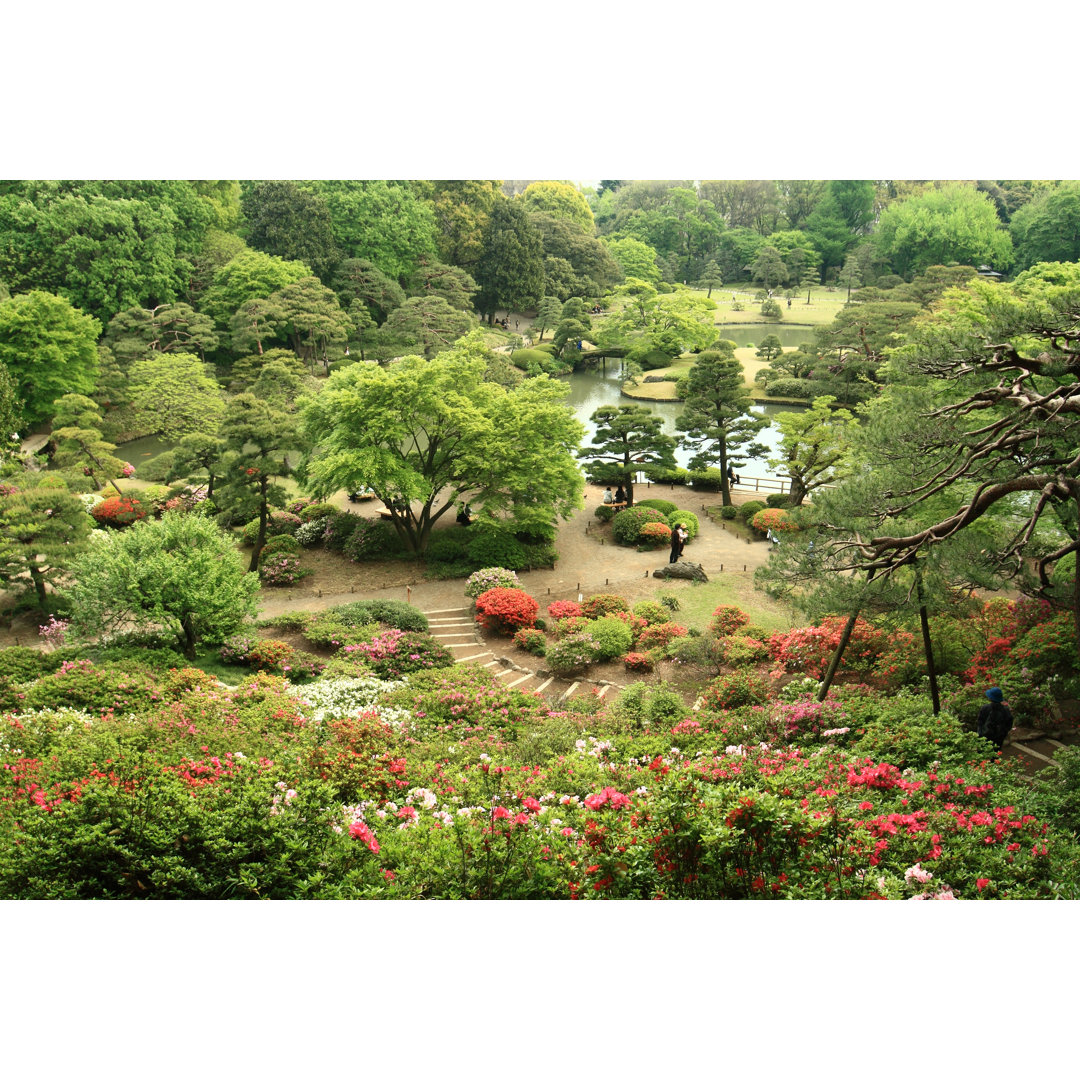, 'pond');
562,365,801,476
712,323,816,349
